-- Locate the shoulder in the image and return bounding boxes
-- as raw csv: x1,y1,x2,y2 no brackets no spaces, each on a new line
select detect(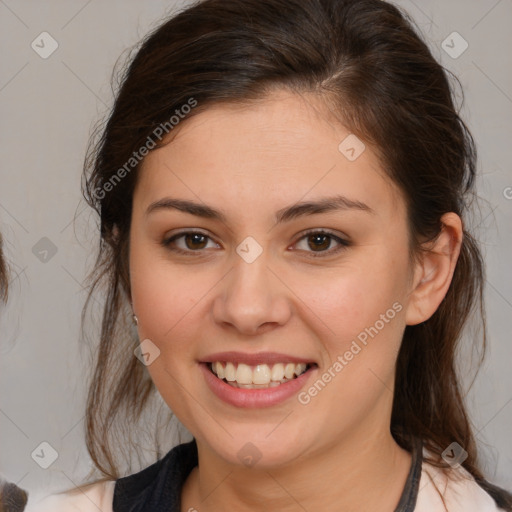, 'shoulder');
24,480,116,512
24,440,198,512
415,459,507,512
